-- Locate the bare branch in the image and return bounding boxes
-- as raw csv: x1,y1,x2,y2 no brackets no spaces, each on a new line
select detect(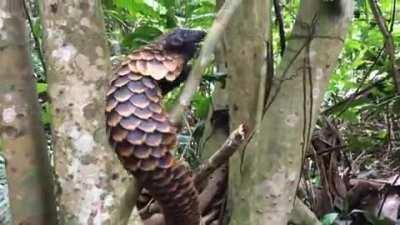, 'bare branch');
22,0,47,78
194,124,247,185
273,0,286,56
169,0,243,124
